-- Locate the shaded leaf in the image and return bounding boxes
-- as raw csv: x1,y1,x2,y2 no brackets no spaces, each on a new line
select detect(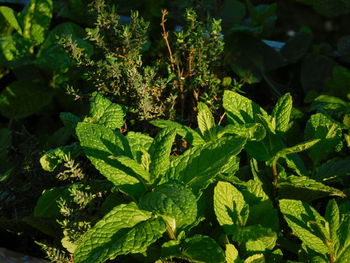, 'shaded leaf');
151,119,204,146
182,235,225,263
279,199,329,254
0,80,52,119
279,175,345,201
